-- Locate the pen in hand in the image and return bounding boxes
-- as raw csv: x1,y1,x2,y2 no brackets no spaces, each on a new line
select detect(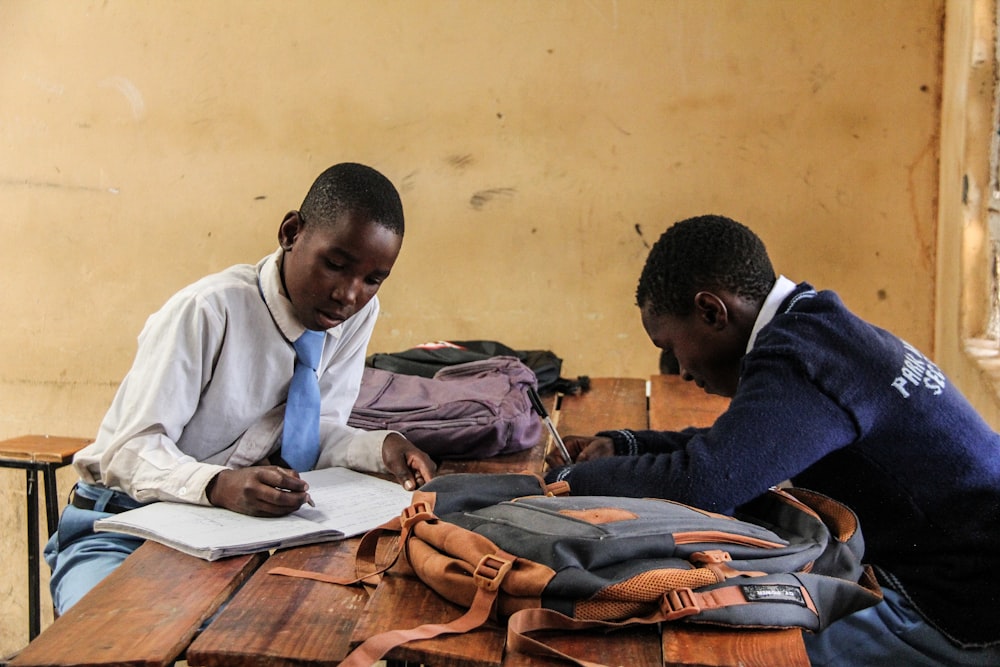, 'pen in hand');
527,386,573,464
275,469,316,507
276,487,316,507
